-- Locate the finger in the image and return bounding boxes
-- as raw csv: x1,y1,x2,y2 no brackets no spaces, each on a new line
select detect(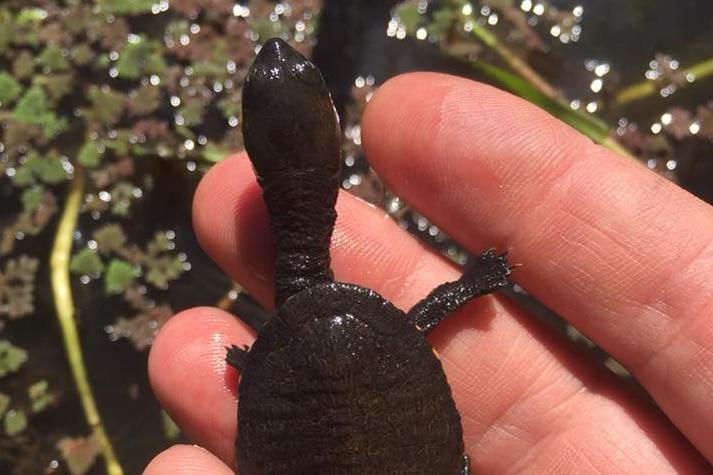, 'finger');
148,307,251,466
193,155,708,472
362,72,713,462
193,154,440,310
143,444,234,475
